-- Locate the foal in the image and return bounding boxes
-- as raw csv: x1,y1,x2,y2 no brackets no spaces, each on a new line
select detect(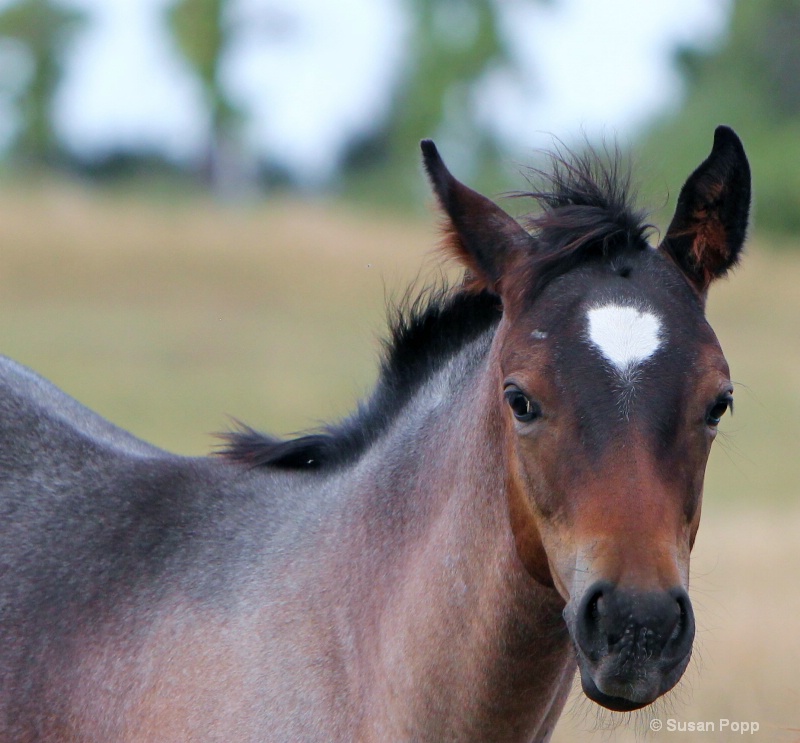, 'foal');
0,127,749,741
